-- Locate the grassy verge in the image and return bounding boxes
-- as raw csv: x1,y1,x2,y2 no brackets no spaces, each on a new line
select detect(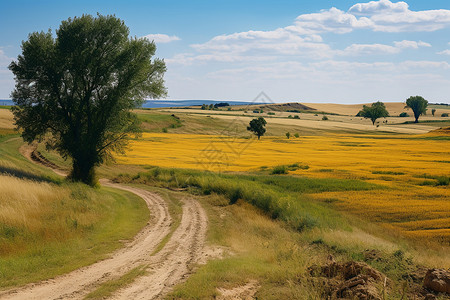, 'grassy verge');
167,192,428,299
84,265,147,300
114,167,381,232
0,136,149,289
